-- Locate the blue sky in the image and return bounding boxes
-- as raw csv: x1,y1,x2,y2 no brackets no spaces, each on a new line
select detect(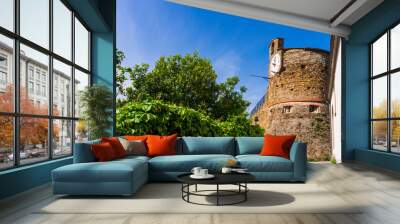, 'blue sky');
117,0,330,112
